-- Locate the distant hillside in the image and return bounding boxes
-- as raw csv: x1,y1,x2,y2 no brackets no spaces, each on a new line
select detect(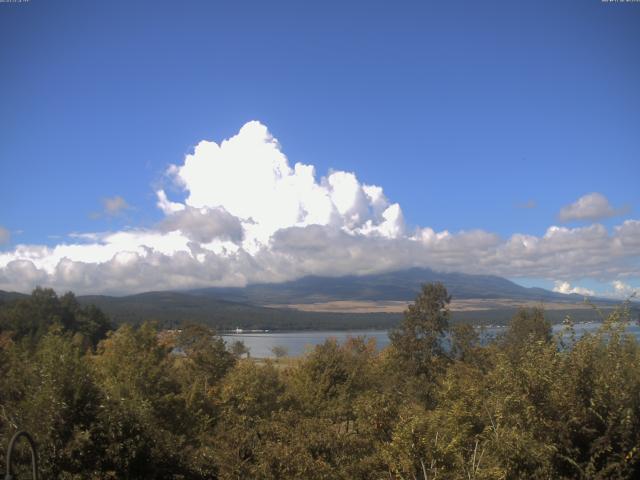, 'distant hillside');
77,291,401,331
1,268,633,331
80,268,630,329
188,268,605,305
0,290,27,304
